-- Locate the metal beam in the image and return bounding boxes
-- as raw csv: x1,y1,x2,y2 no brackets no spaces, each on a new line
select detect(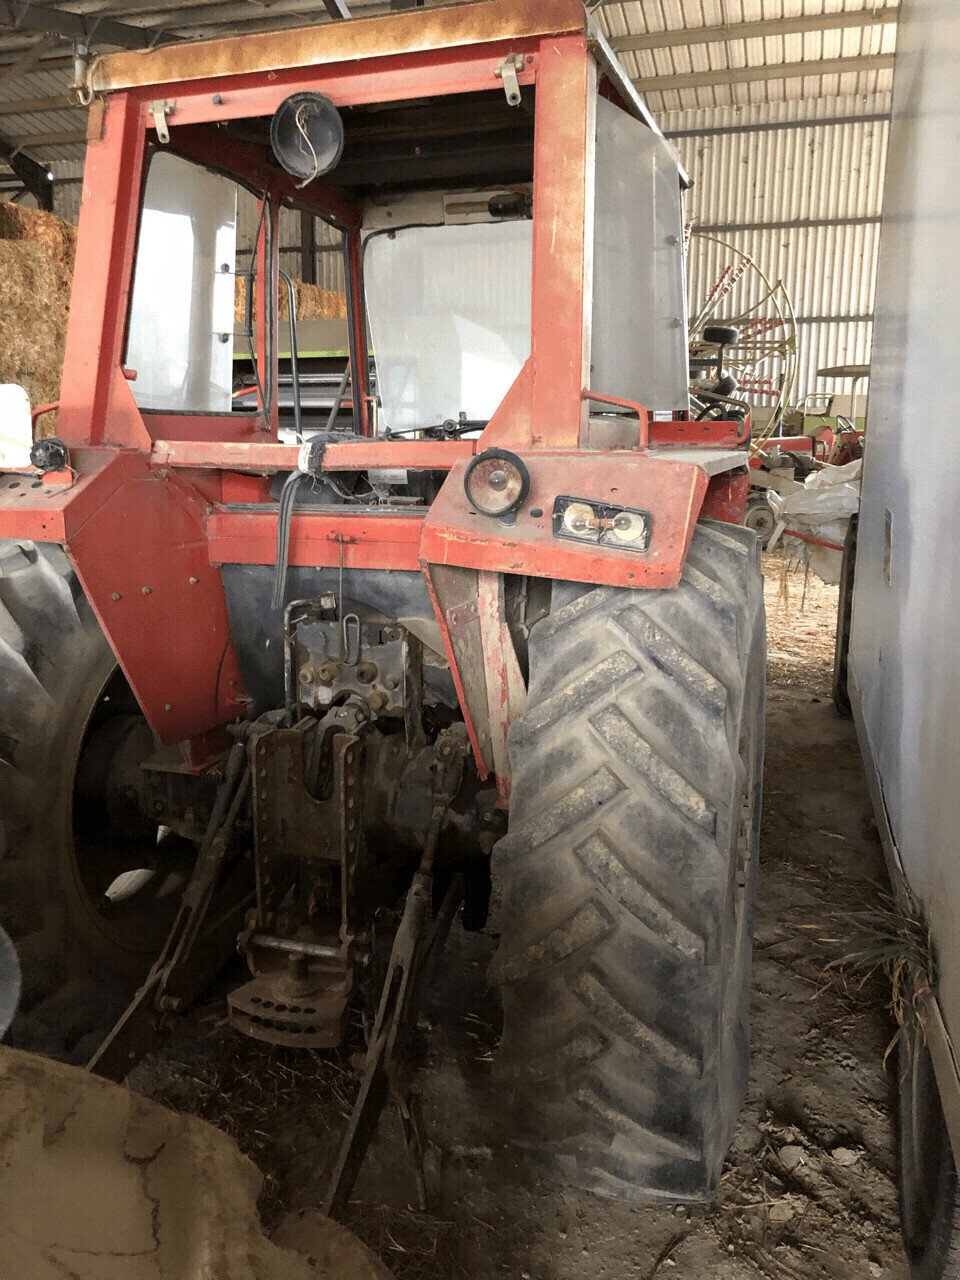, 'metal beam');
0,0,163,51
0,54,72,75
0,130,52,208
666,111,890,140
0,0,395,62
635,54,895,94
0,34,60,83
0,95,74,115
6,129,86,147
610,8,899,54
693,215,882,234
